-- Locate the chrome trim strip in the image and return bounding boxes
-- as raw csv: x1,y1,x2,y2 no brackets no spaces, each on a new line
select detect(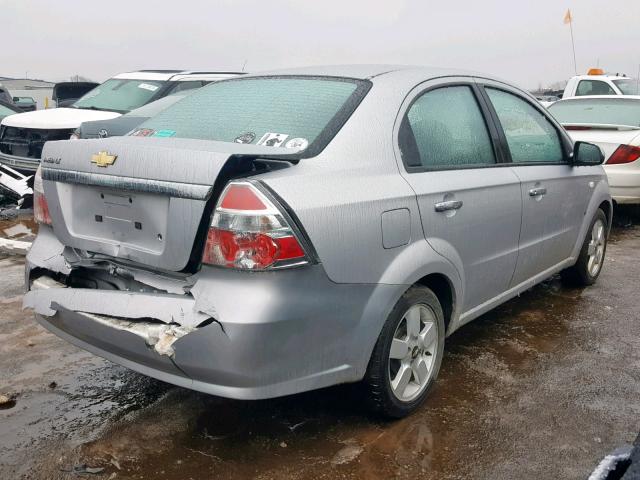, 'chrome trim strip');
42,168,213,200
0,152,40,171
